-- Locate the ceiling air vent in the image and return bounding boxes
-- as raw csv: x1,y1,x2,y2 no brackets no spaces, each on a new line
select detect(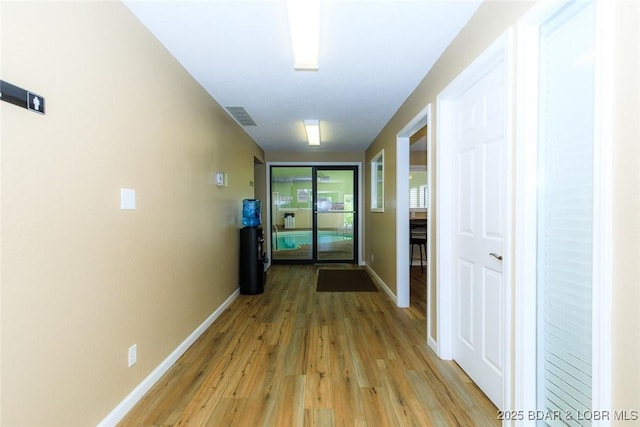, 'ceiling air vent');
225,106,257,127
